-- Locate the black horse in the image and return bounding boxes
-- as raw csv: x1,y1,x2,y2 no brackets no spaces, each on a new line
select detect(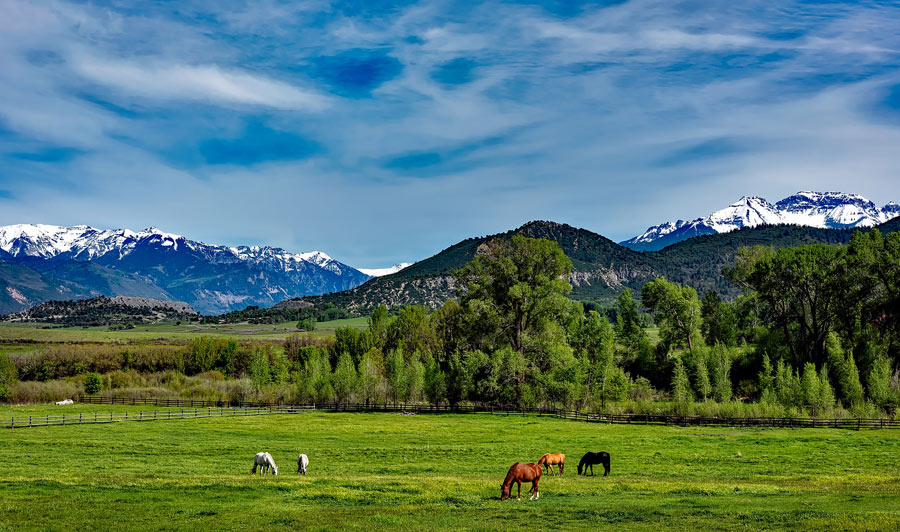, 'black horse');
577,451,610,476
